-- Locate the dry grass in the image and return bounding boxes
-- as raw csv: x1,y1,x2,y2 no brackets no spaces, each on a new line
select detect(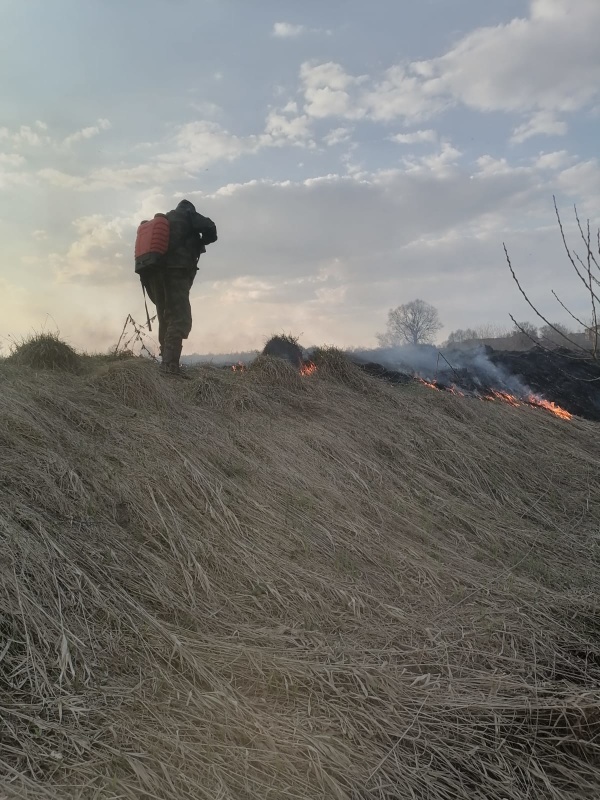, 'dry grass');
261,334,304,368
2,347,600,799
9,334,81,374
